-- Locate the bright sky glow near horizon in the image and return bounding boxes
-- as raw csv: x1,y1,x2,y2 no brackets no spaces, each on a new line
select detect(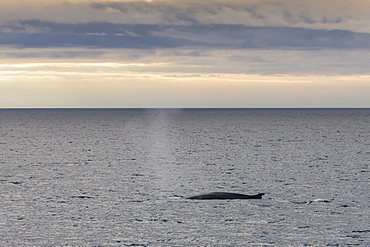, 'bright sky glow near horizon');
1,0,370,108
